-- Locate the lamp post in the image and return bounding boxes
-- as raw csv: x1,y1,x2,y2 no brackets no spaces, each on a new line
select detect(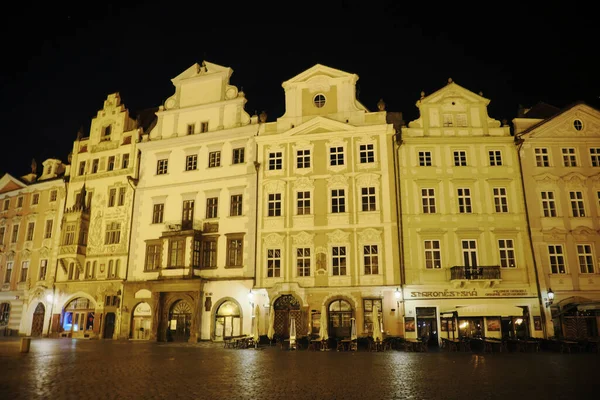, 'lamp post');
394,287,401,310
545,288,554,308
